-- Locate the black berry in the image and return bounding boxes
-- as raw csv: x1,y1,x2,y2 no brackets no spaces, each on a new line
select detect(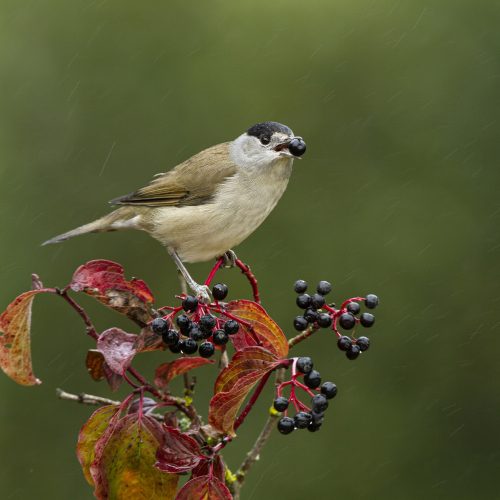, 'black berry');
304,370,321,389
212,283,229,301
288,138,307,157
294,316,308,331
277,417,295,435
294,412,313,429
311,293,325,309
311,410,325,425
318,313,332,328
365,294,379,309
176,314,192,334
337,335,352,351
273,397,289,412
312,394,329,413
199,342,215,358
179,338,198,355
162,329,179,346
224,320,239,335
346,302,361,315
182,295,198,312
296,356,313,374
304,308,319,323
296,294,312,309
346,344,361,360
339,312,356,330
316,280,332,295
321,381,337,399
169,343,182,354
307,420,322,432
356,336,370,351
212,329,229,345
294,280,308,293
360,313,375,328
189,325,203,342
199,314,216,332
151,318,168,335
